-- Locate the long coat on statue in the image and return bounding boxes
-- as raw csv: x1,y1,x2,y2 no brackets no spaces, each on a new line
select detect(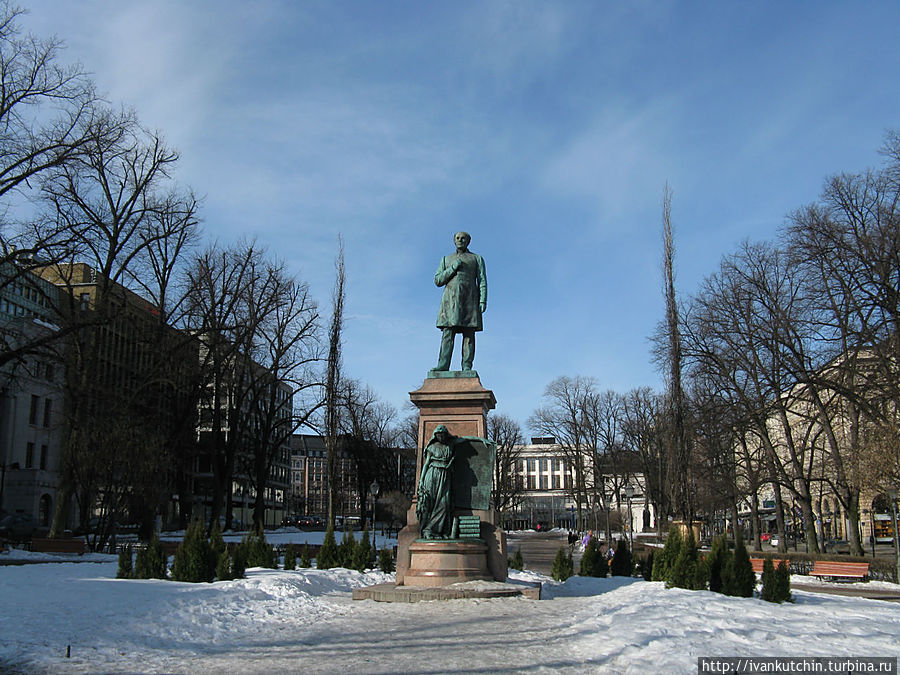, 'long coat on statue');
434,250,487,331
